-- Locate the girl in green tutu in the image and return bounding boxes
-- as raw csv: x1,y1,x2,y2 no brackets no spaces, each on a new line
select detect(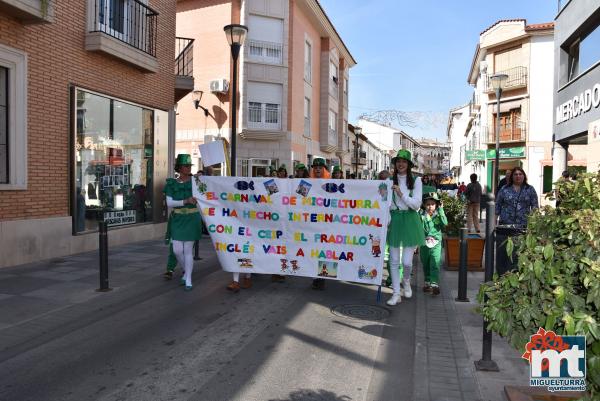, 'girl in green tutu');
164,154,202,291
387,150,425,305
